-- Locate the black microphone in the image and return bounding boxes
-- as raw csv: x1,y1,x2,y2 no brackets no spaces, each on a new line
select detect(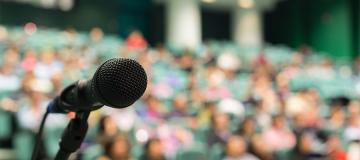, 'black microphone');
47,58,148,113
